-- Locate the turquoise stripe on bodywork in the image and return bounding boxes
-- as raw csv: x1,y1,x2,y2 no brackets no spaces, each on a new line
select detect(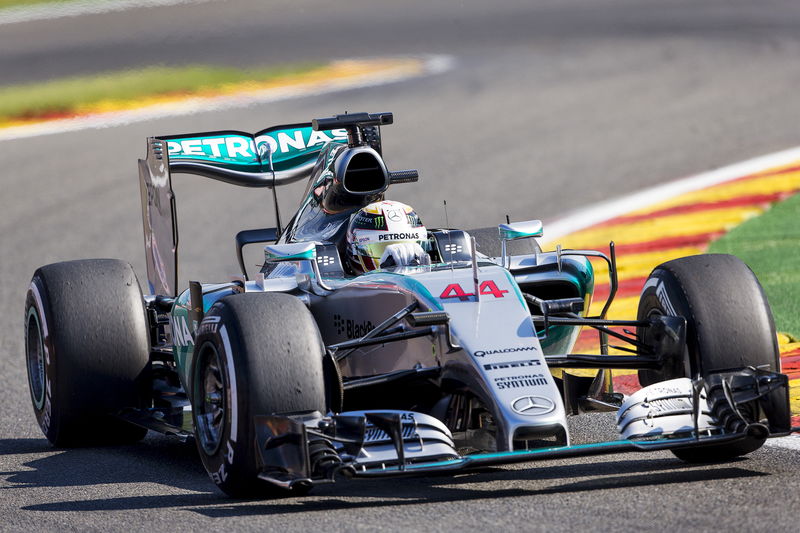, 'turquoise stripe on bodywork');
353,270,444,311
171,283,239,387
503,269,527,307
